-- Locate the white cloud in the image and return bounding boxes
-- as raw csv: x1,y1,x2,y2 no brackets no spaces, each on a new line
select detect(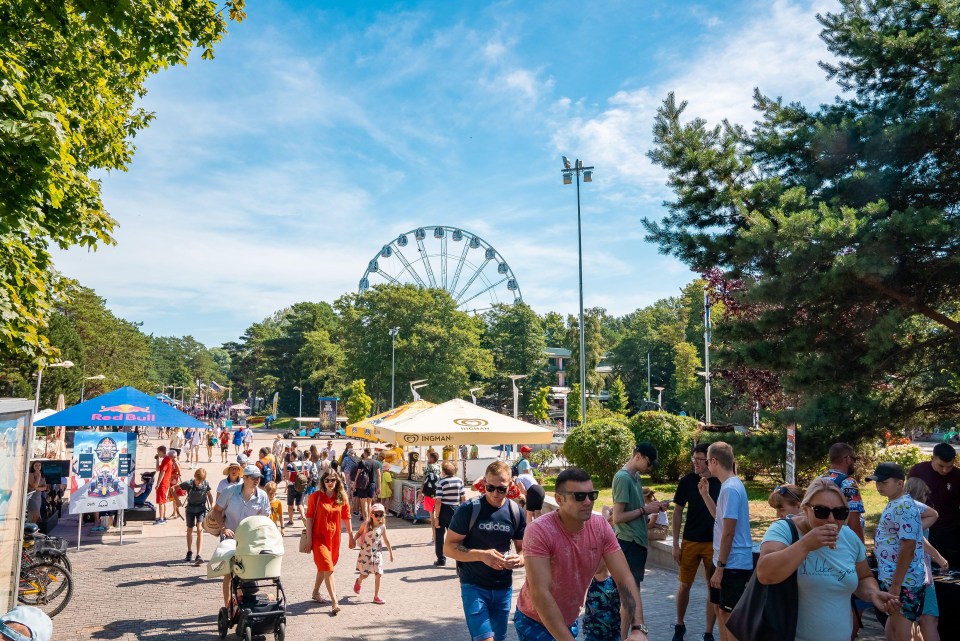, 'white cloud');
554,0,840,191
